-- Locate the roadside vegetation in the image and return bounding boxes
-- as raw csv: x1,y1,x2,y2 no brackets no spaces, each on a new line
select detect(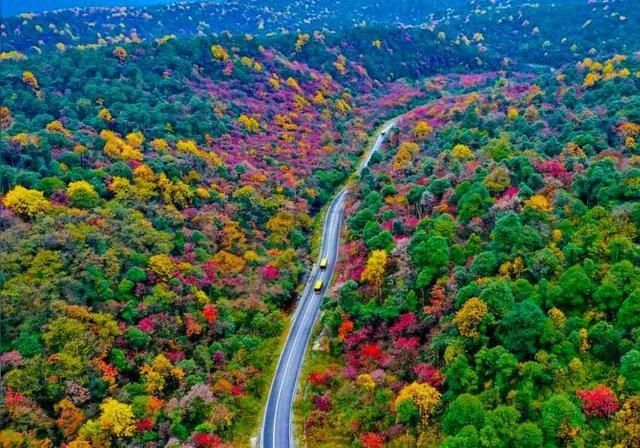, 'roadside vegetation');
1,0,639,447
